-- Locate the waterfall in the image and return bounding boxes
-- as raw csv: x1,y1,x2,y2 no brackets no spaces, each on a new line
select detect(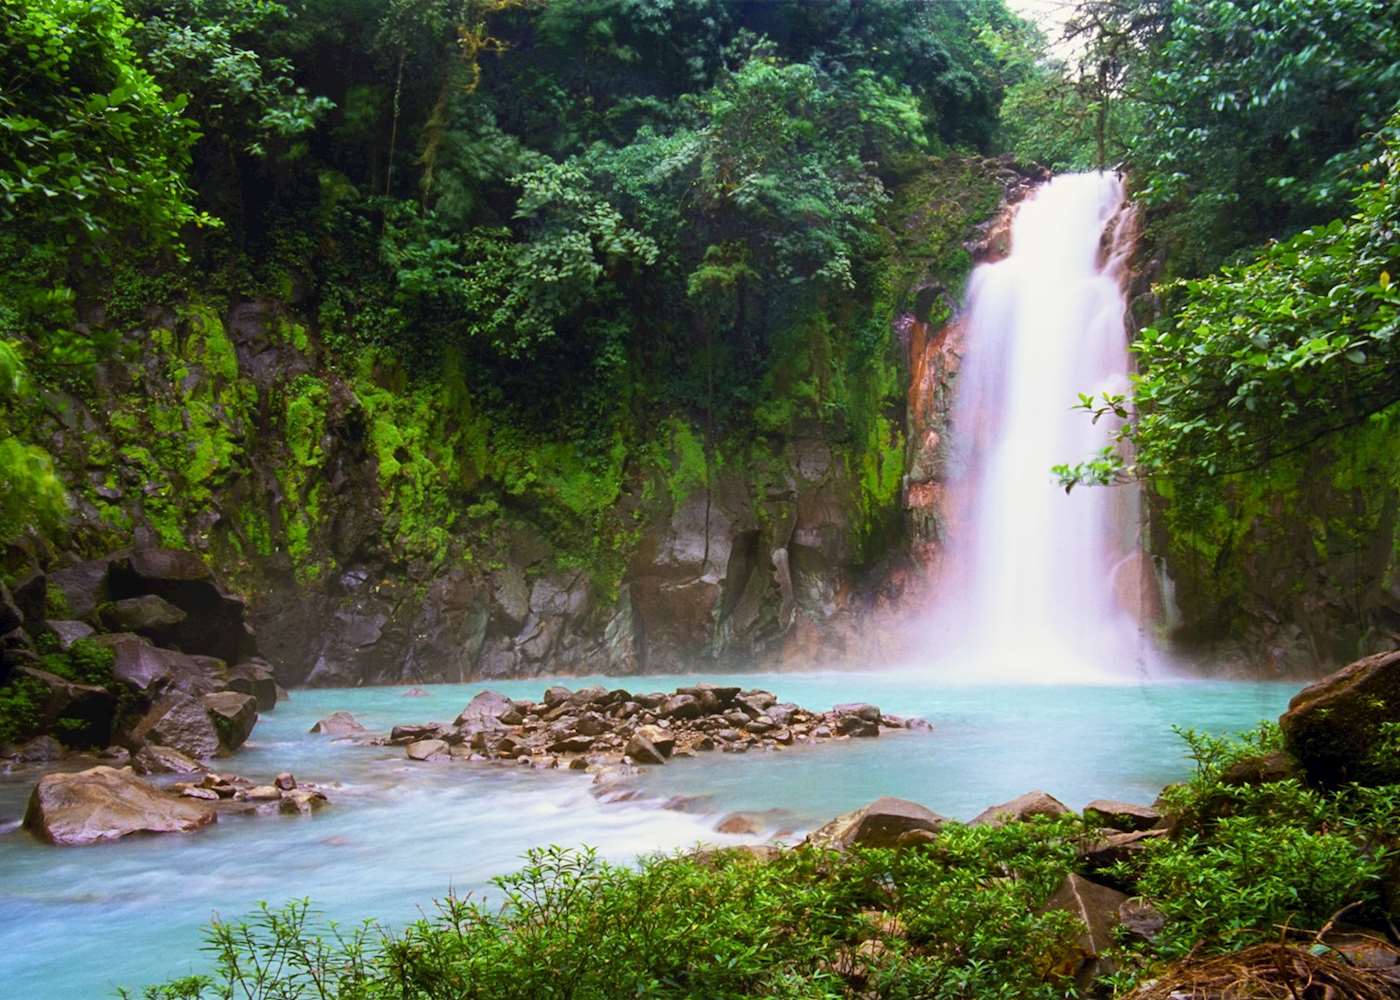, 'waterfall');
924,172,1157,682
